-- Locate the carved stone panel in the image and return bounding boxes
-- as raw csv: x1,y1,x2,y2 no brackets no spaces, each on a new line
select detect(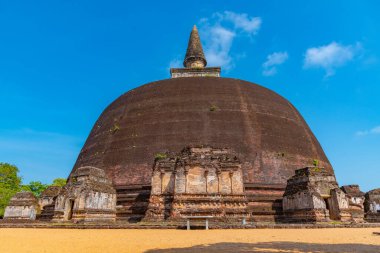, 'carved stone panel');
187,166,207,194
206,169,218,193
151,171,162,195
162,173,175,194
145,146,248,220
220,171,232,194
174,168,186,194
